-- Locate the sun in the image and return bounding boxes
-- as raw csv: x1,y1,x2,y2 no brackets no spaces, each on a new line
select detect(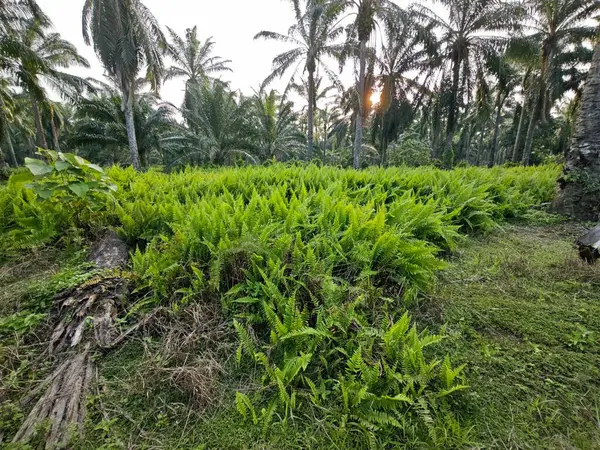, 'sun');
370,90,381,106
